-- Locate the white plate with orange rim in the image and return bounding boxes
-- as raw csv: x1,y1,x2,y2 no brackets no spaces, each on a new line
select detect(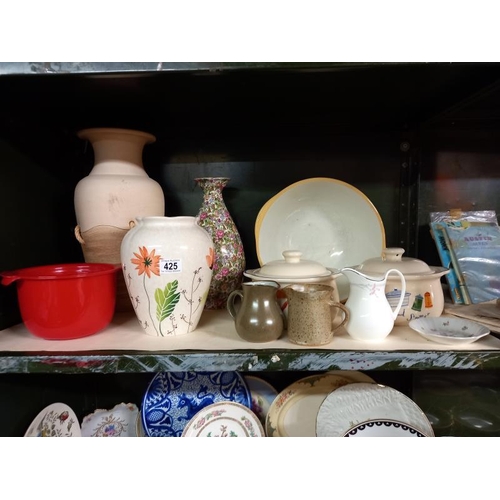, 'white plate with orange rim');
244,375,279,428
265,372,354,437
24,402,81,437
181,401,265,437
343,419,429,437
316,382,434,437
254,177,385,299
